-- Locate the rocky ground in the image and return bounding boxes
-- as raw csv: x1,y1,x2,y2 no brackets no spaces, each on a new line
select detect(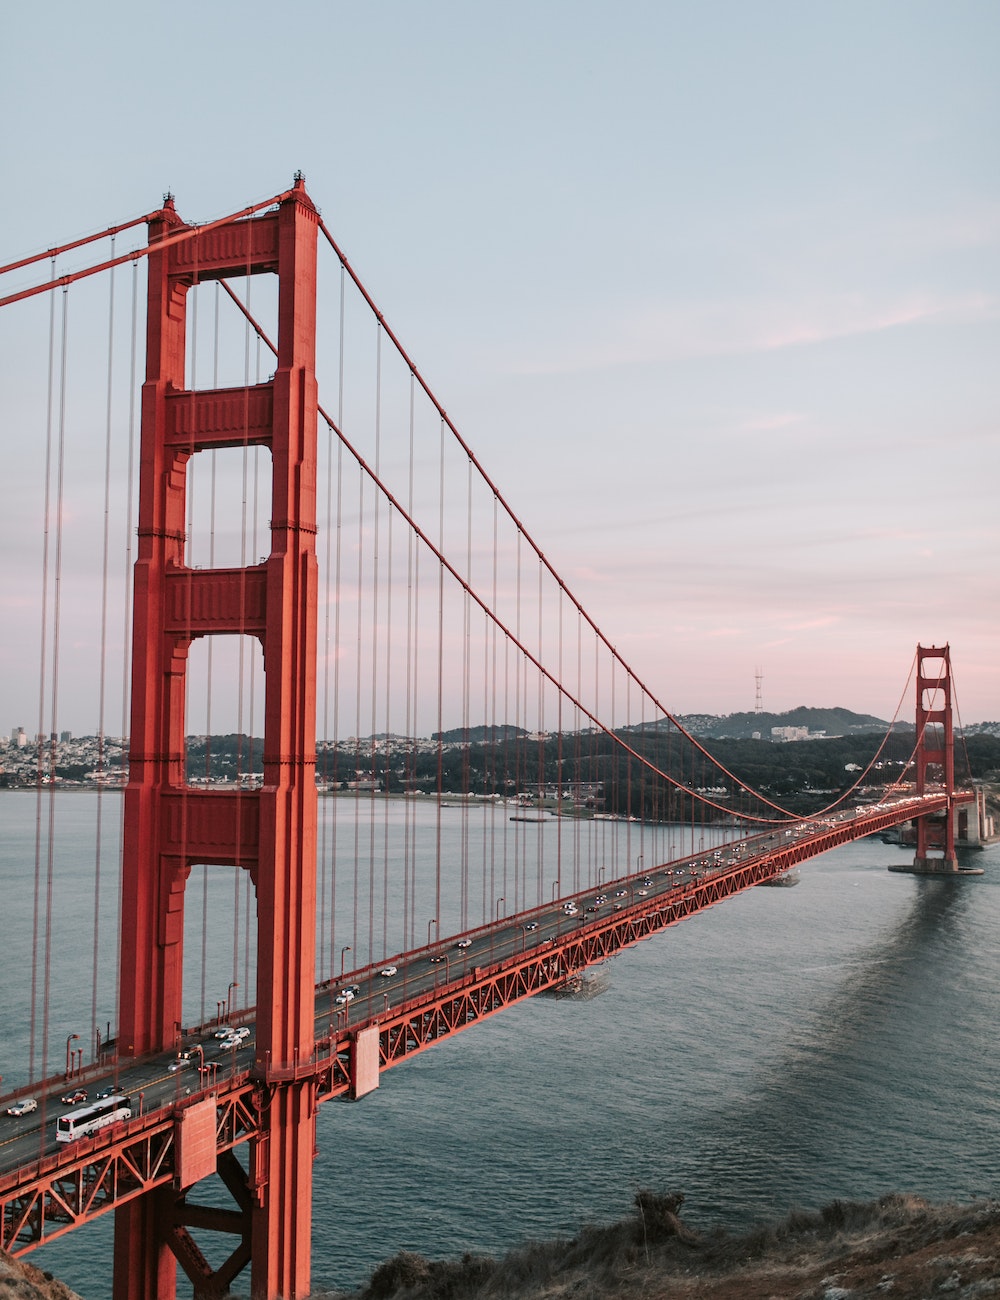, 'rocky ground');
0,1253,81,1300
